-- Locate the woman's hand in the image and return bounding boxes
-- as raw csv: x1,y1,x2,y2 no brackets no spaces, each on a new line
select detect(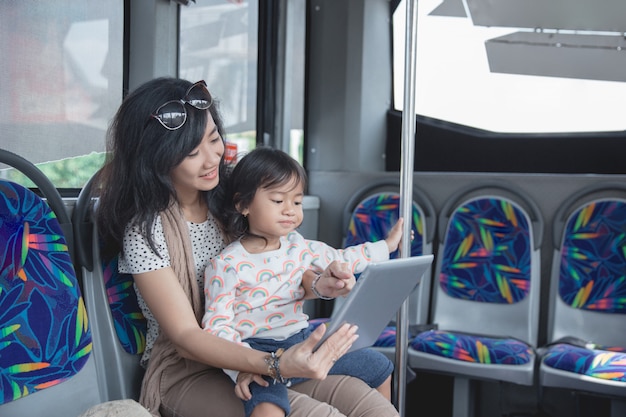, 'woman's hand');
314,261,356,299
235,372,268,401
278,322,358,380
